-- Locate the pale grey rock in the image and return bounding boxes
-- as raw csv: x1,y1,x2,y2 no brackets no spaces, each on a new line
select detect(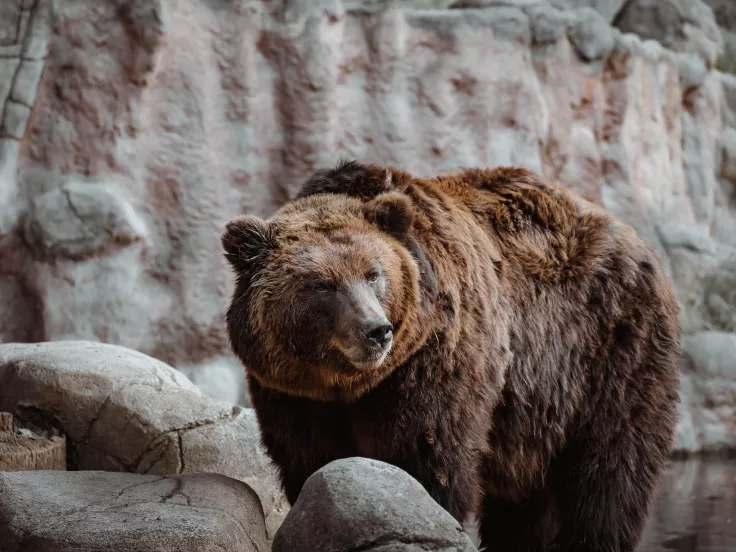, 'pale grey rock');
702,254,736,333
272,458,477,552
0,341,288,543
1,100,30,139
0,471,268,552
527,3,571,45
721,126,736,183
177,355,250,406
548,0,625,23
675,332,736,454
0,58,20,108
723,73,736,128
657,223,716,254
677,52,708,90
177,408,289,540
20,0,49,59
448,0,540,8
0,1,21,46
10,59,45,107
567,7,615,61
719,28,736,76
401,0,456,8
614,0,723,66
22,181,148,260
703,0,736,32
485,6,532,46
